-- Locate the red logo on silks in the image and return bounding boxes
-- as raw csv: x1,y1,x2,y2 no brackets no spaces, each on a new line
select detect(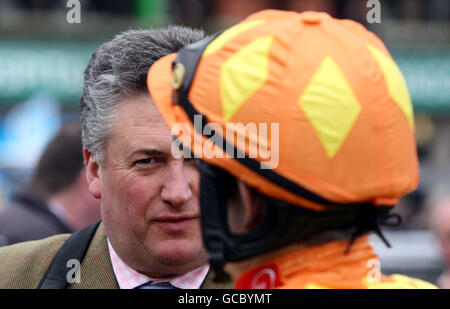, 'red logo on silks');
235,264,283,289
